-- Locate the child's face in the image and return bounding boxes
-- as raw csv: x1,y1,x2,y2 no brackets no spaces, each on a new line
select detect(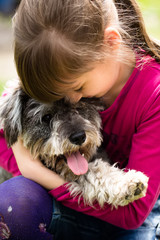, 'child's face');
64,58,121,103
